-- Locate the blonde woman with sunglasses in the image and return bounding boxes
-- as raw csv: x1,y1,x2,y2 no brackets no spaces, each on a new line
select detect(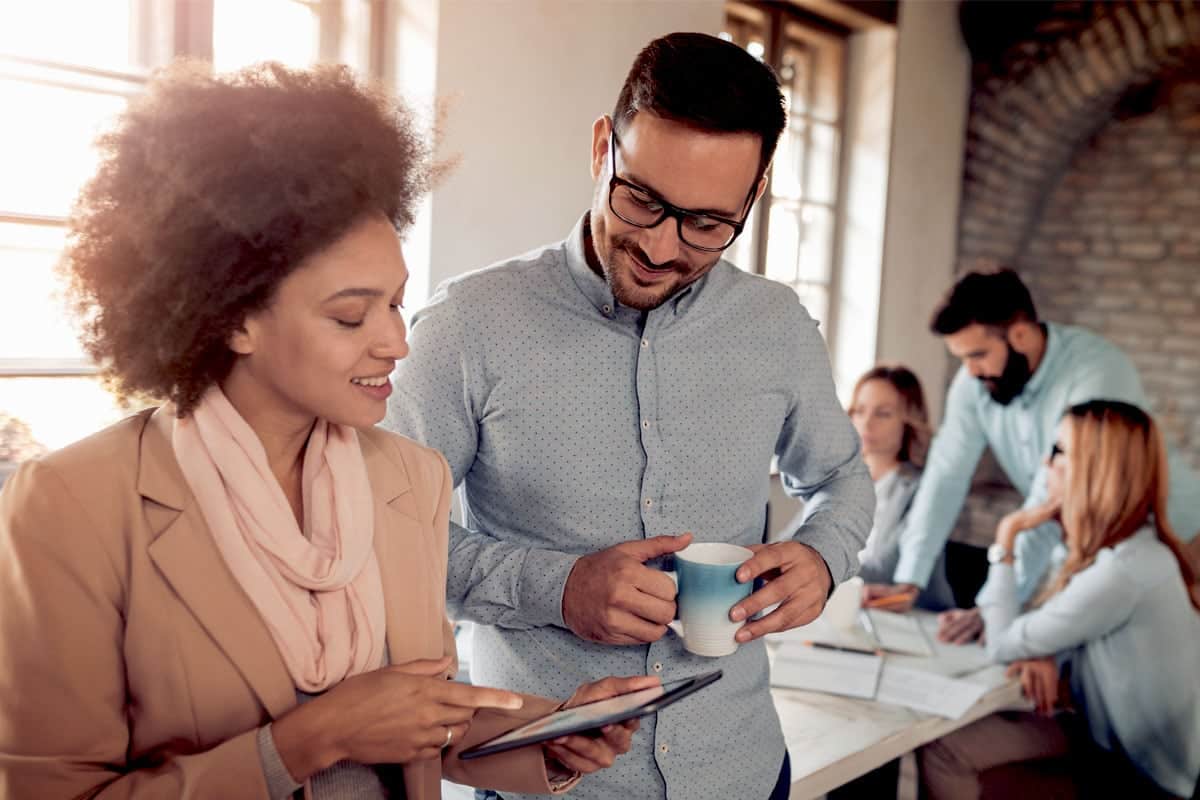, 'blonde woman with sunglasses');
920,400,1200,799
